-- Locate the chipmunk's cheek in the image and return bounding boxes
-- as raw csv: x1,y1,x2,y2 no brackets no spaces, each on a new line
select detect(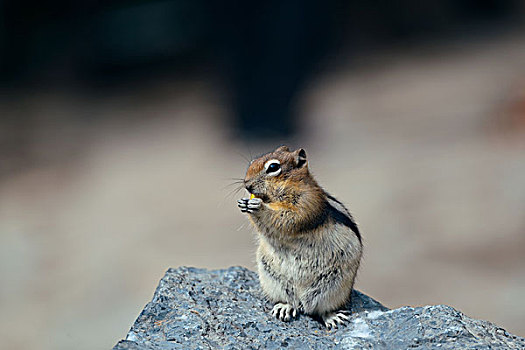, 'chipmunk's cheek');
268,202,295,211
259,194,272,203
